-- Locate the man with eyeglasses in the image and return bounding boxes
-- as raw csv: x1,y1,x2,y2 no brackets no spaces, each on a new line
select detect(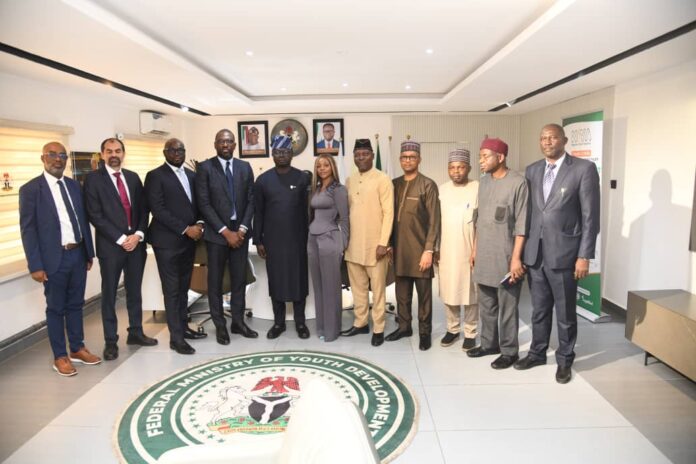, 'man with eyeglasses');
196,129,257,345
469,138,528,370
84,138,157,361
19,142,101,376
386,140,440,351
341,138,393,347
144,138,206,355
